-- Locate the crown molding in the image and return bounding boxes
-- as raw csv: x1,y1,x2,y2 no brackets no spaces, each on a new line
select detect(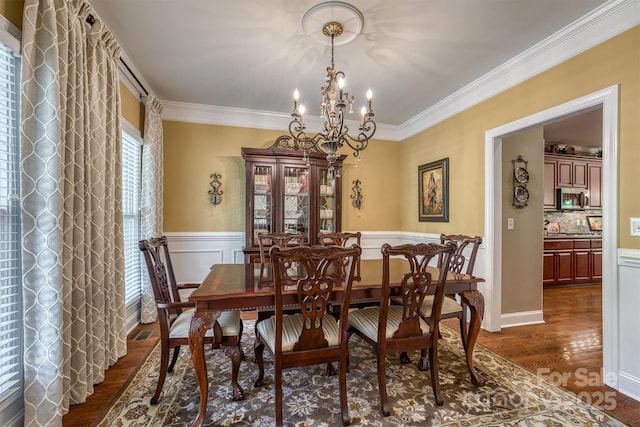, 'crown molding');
161,100,401,141
160,0,639,142
399,0,639,140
